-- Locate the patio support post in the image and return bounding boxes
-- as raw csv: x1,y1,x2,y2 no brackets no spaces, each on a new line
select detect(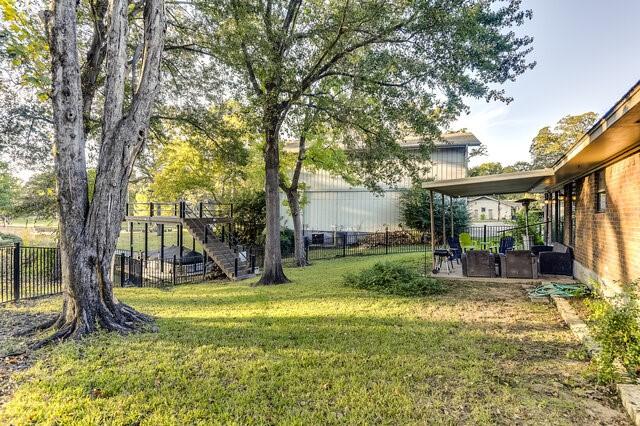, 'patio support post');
450,196,454,238
441,194,446,246
429,190,435,268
